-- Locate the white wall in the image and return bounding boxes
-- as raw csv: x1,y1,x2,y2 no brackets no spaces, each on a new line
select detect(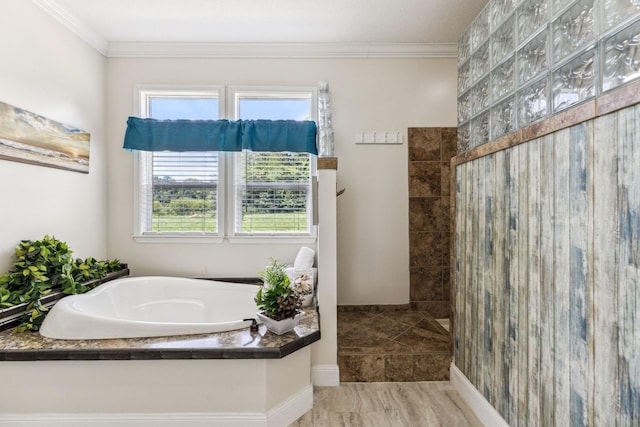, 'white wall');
106,56,457,304
0,1,107,271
